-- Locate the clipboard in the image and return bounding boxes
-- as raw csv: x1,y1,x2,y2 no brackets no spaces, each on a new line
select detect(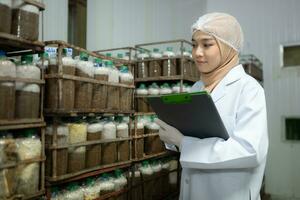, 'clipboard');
147,92,229,140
